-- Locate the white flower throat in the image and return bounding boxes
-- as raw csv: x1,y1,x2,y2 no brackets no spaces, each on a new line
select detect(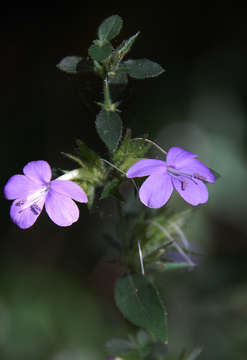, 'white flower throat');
15,185,50,215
